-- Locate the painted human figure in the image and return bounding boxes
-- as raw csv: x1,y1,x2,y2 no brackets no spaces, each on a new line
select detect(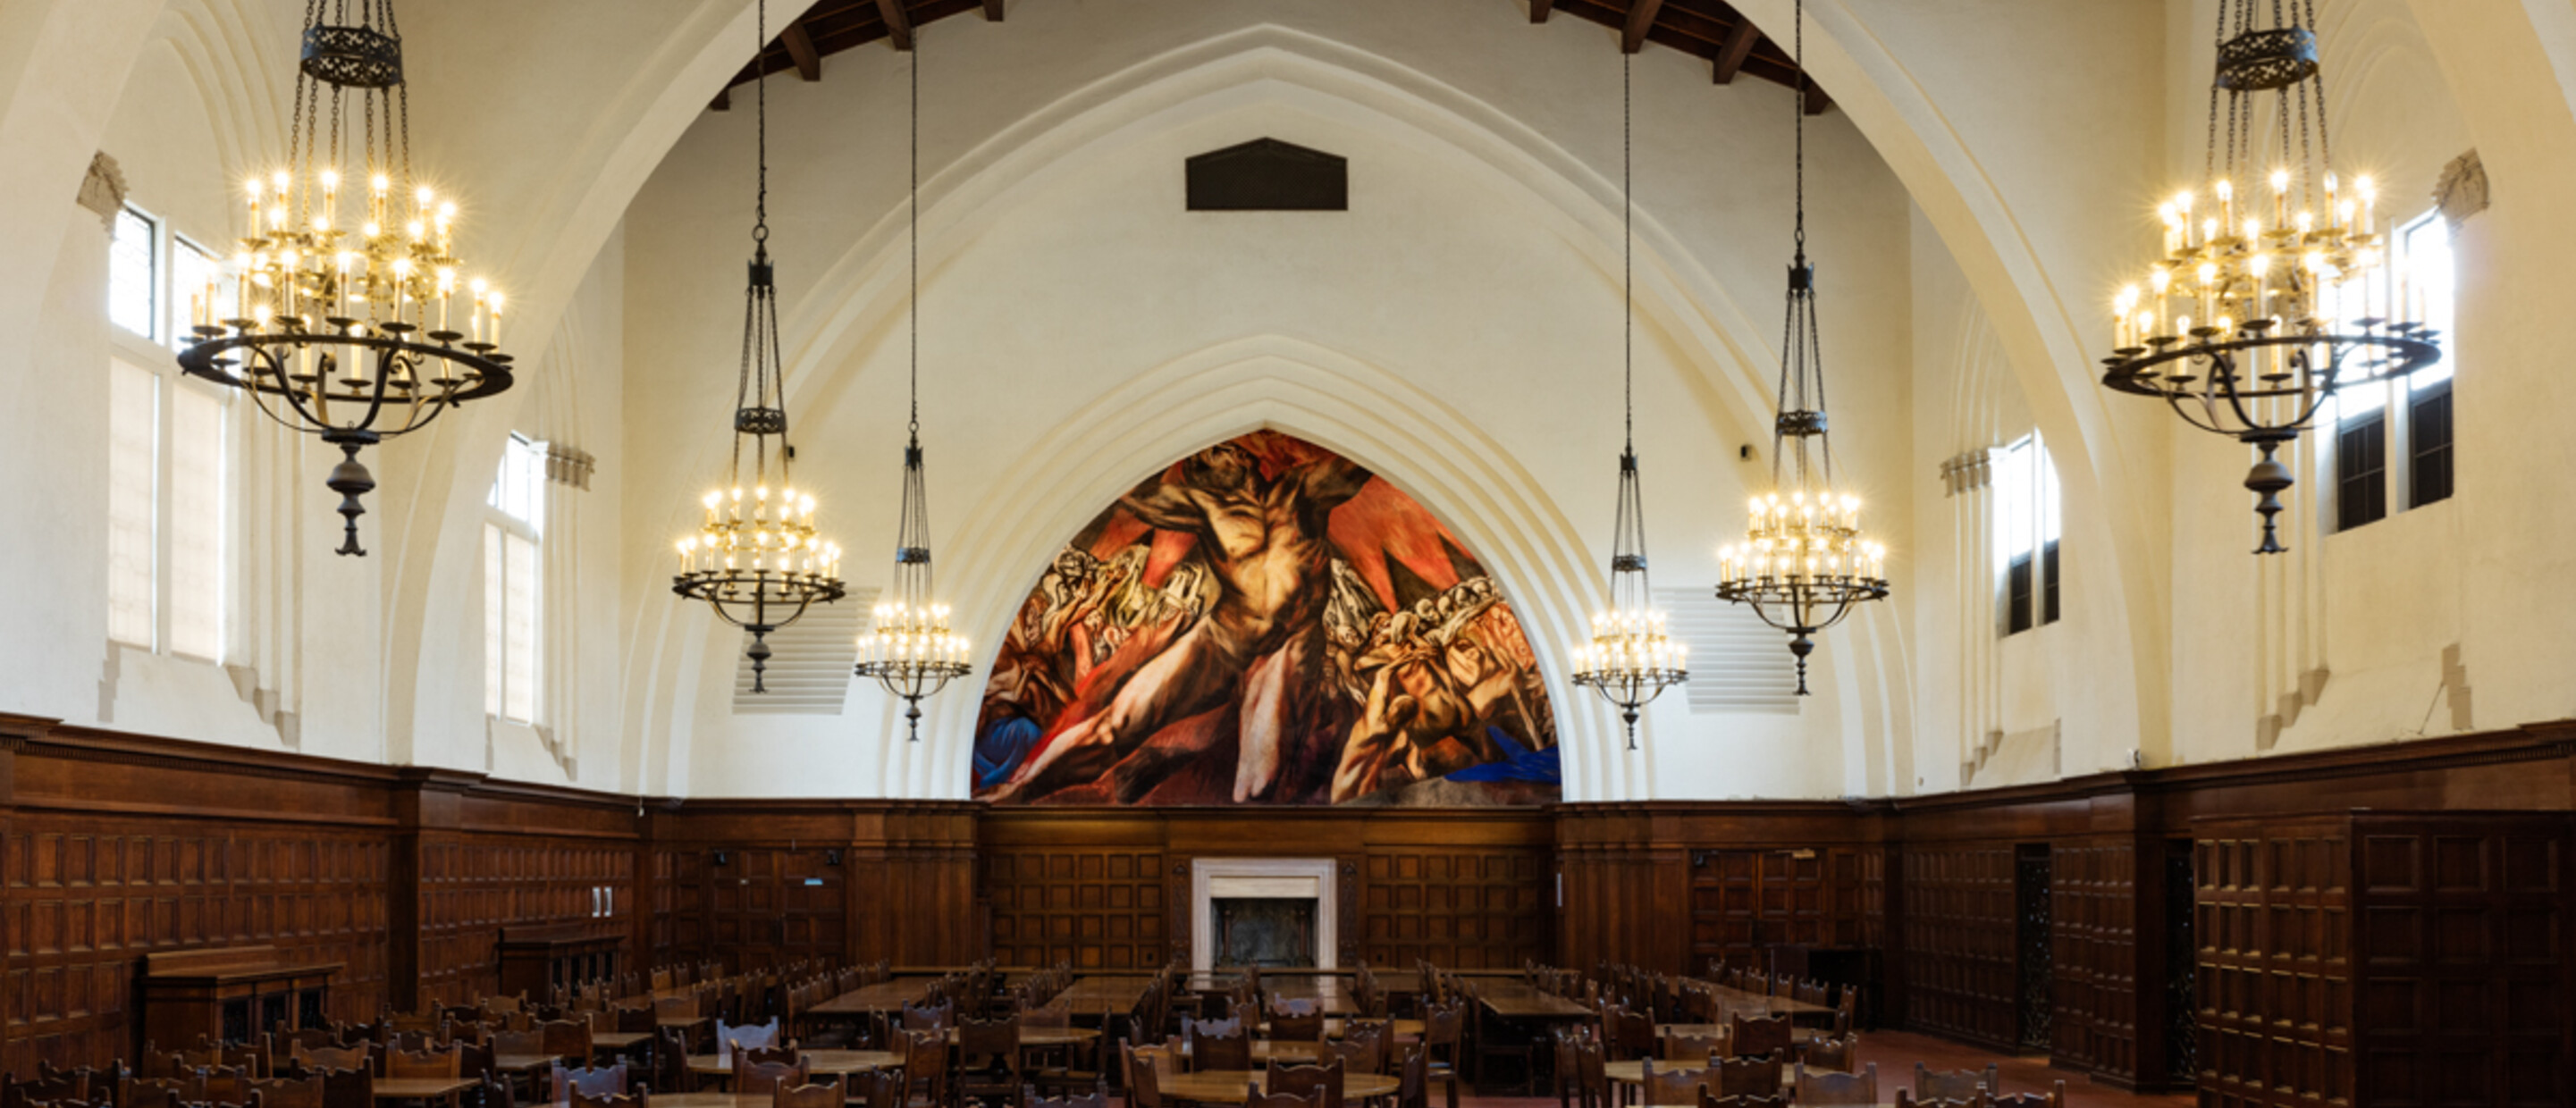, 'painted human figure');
991,441,1369,803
